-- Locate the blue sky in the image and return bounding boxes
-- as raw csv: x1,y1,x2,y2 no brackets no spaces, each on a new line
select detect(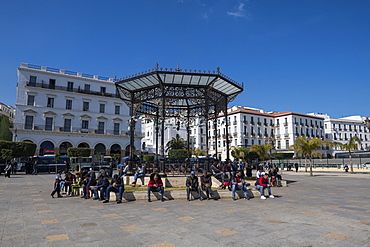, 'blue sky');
0,0,369,118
